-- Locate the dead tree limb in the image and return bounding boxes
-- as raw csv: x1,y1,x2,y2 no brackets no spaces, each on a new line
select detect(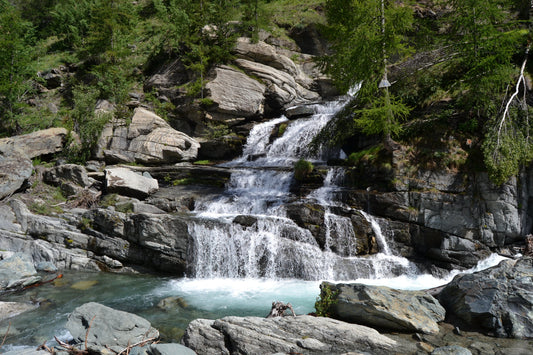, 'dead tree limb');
266,301,296,318
1,322,11,349
495,45,530,156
